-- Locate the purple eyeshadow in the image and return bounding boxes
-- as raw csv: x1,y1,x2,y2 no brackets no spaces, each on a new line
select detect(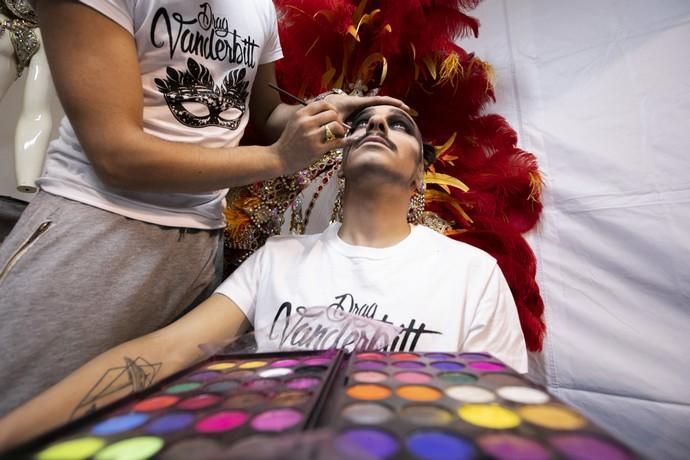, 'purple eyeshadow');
302,357,331,366
424,353,455,360
550,434,631,460
430,361,466,371
460,353,491,360
188,371,222,381
406,431,475,460
243,378,280,390
145,413,195,435
286,377,321,390
392,361,425,369
354,360,387,370
478,434,550,460
336,428,400,459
